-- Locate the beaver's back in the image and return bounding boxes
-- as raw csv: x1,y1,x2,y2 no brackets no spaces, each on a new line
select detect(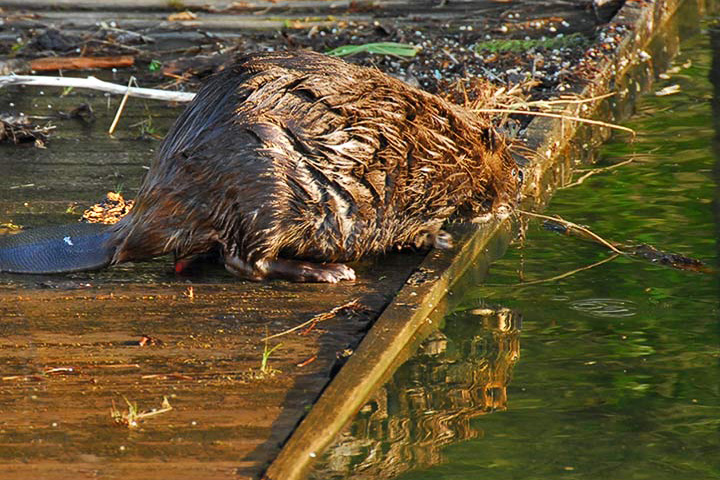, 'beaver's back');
110,50,520,280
